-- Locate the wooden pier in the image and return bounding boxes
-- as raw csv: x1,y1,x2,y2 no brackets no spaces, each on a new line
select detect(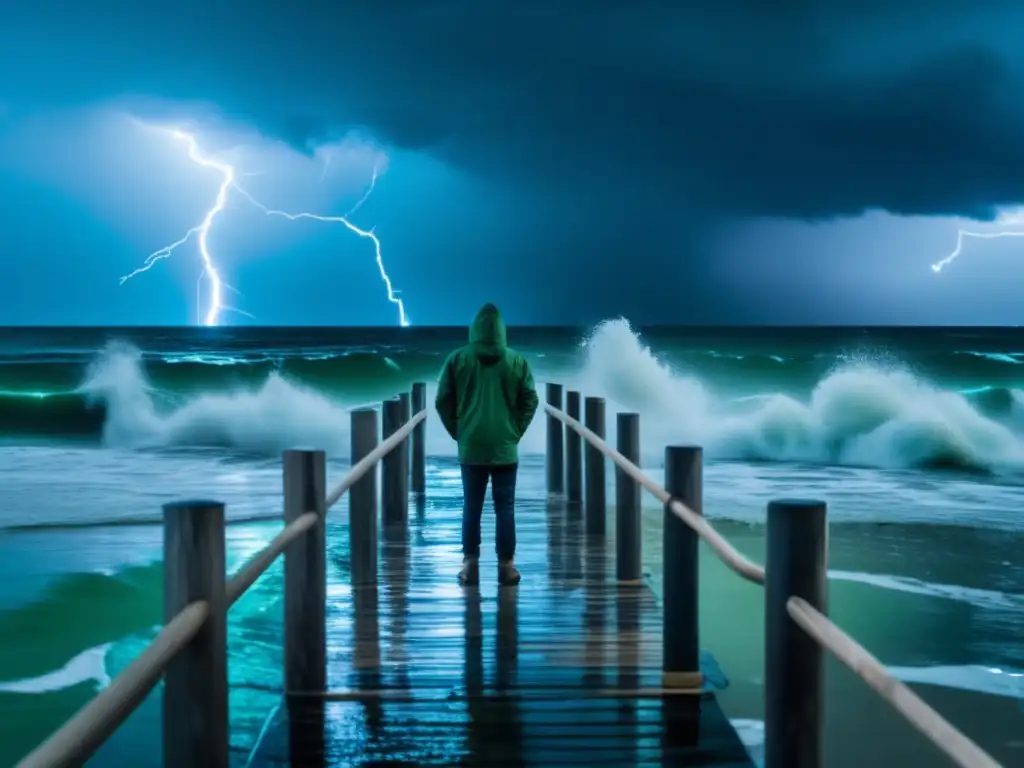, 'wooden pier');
15,383,1003,768
247,497,751,766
